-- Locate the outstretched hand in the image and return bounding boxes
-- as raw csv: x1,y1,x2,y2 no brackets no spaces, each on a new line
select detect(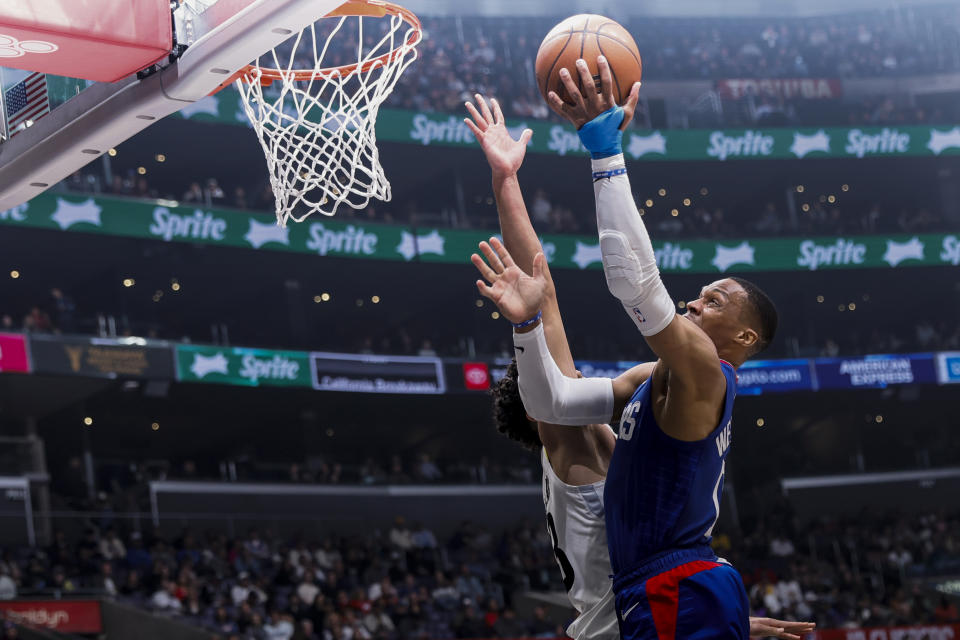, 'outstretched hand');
749,617,816,640
472,237,547,325
464,94,533,181
546,56,641,131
